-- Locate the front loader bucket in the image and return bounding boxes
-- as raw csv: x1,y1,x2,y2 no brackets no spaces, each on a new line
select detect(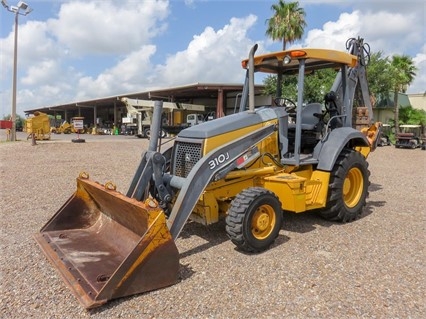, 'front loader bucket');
34,175,179,309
